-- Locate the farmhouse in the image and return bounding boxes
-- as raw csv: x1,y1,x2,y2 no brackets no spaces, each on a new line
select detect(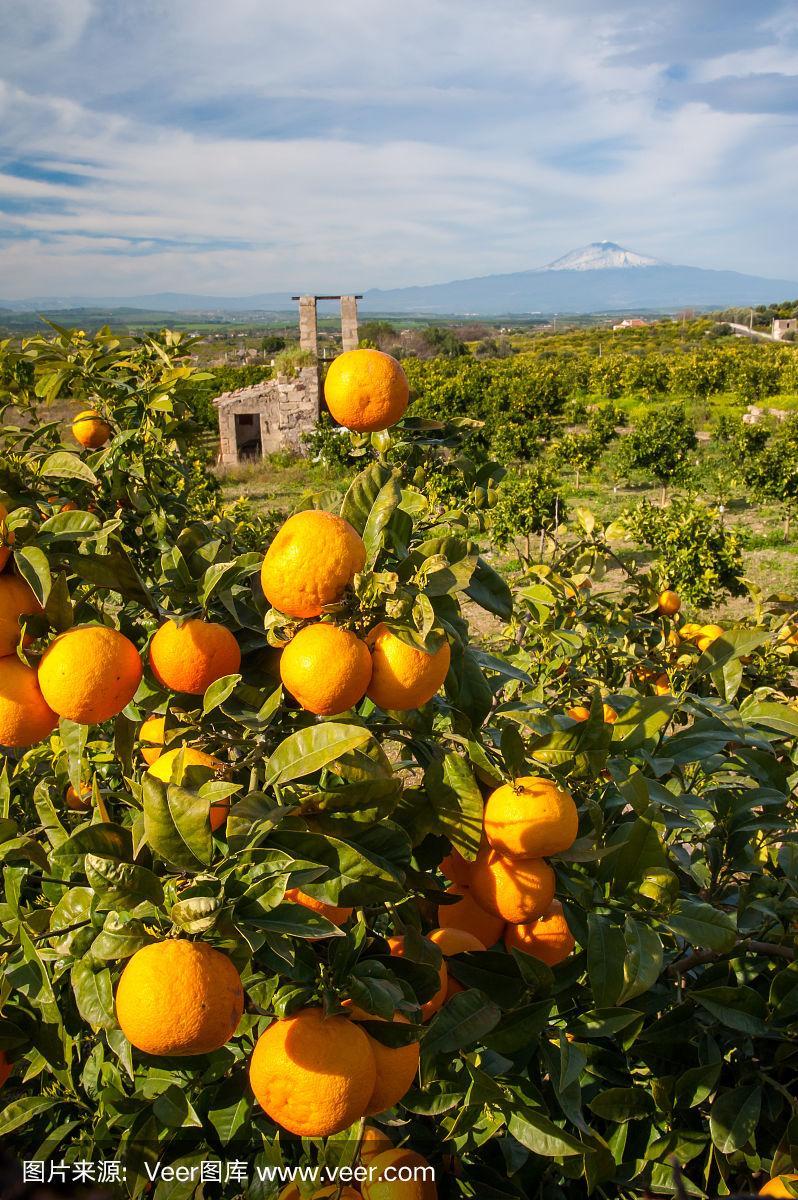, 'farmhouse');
772,317,798,341
214,294,360,466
